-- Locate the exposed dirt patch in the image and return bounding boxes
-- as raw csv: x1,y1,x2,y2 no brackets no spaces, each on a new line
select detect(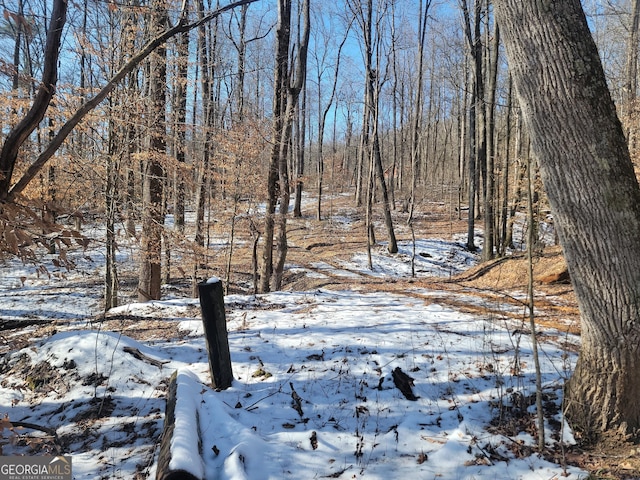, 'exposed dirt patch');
89,317,188,342
561,434,640,479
